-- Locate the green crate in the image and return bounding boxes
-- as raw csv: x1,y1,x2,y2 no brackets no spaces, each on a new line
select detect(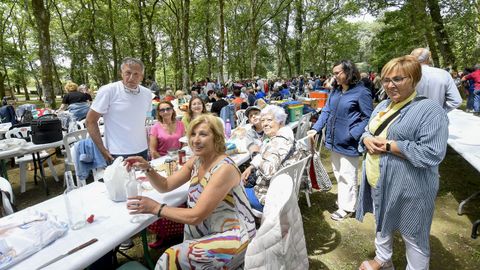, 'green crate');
288,105,304,122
